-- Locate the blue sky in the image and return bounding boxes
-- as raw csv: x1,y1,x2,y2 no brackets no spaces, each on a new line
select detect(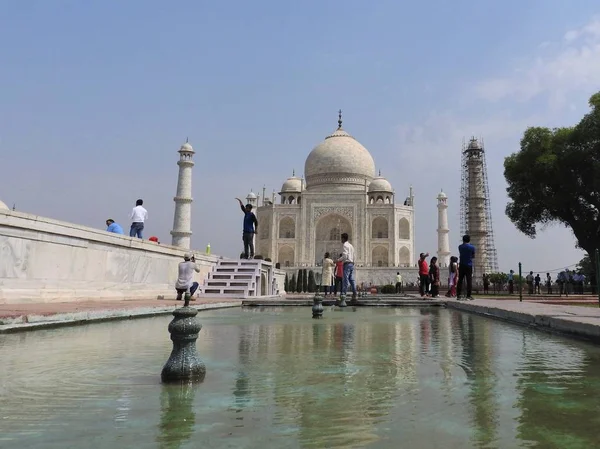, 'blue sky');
1,0,599,274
